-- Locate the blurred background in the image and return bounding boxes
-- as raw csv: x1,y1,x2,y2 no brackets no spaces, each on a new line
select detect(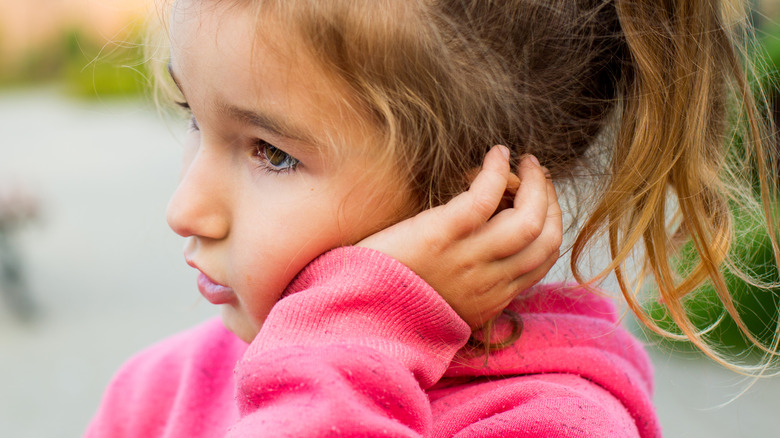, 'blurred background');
0,1,779,437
